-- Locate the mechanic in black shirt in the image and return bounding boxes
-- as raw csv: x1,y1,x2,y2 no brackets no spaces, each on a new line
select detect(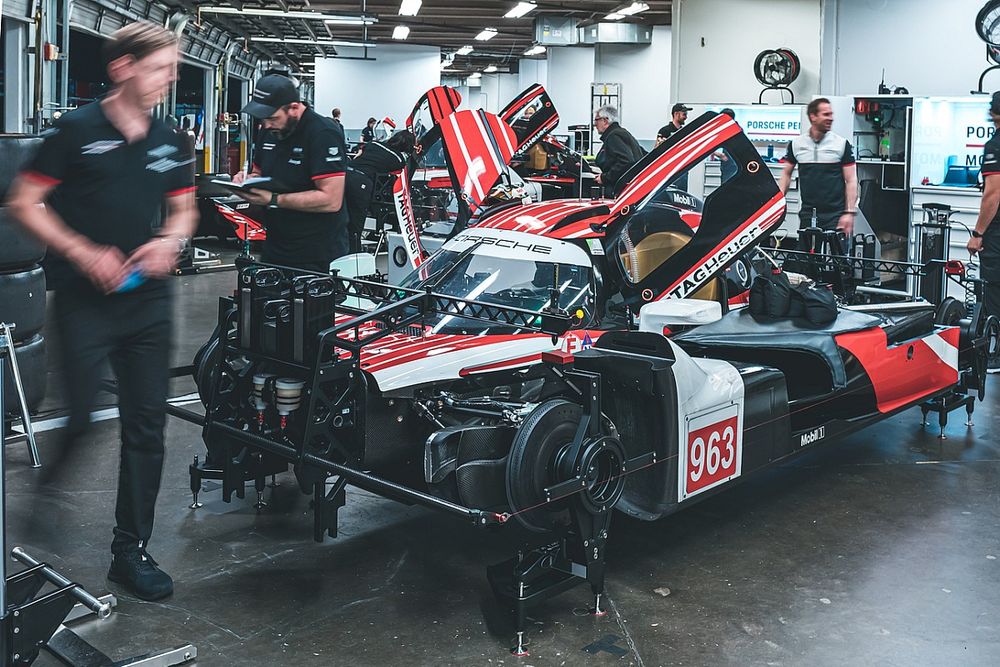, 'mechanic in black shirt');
361,117,377,144
330,107,347,152
235,74,347,271
345,130,415,253
969,91,1000,373
7,21,197,601
656,103,692,145
778,97,858,233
